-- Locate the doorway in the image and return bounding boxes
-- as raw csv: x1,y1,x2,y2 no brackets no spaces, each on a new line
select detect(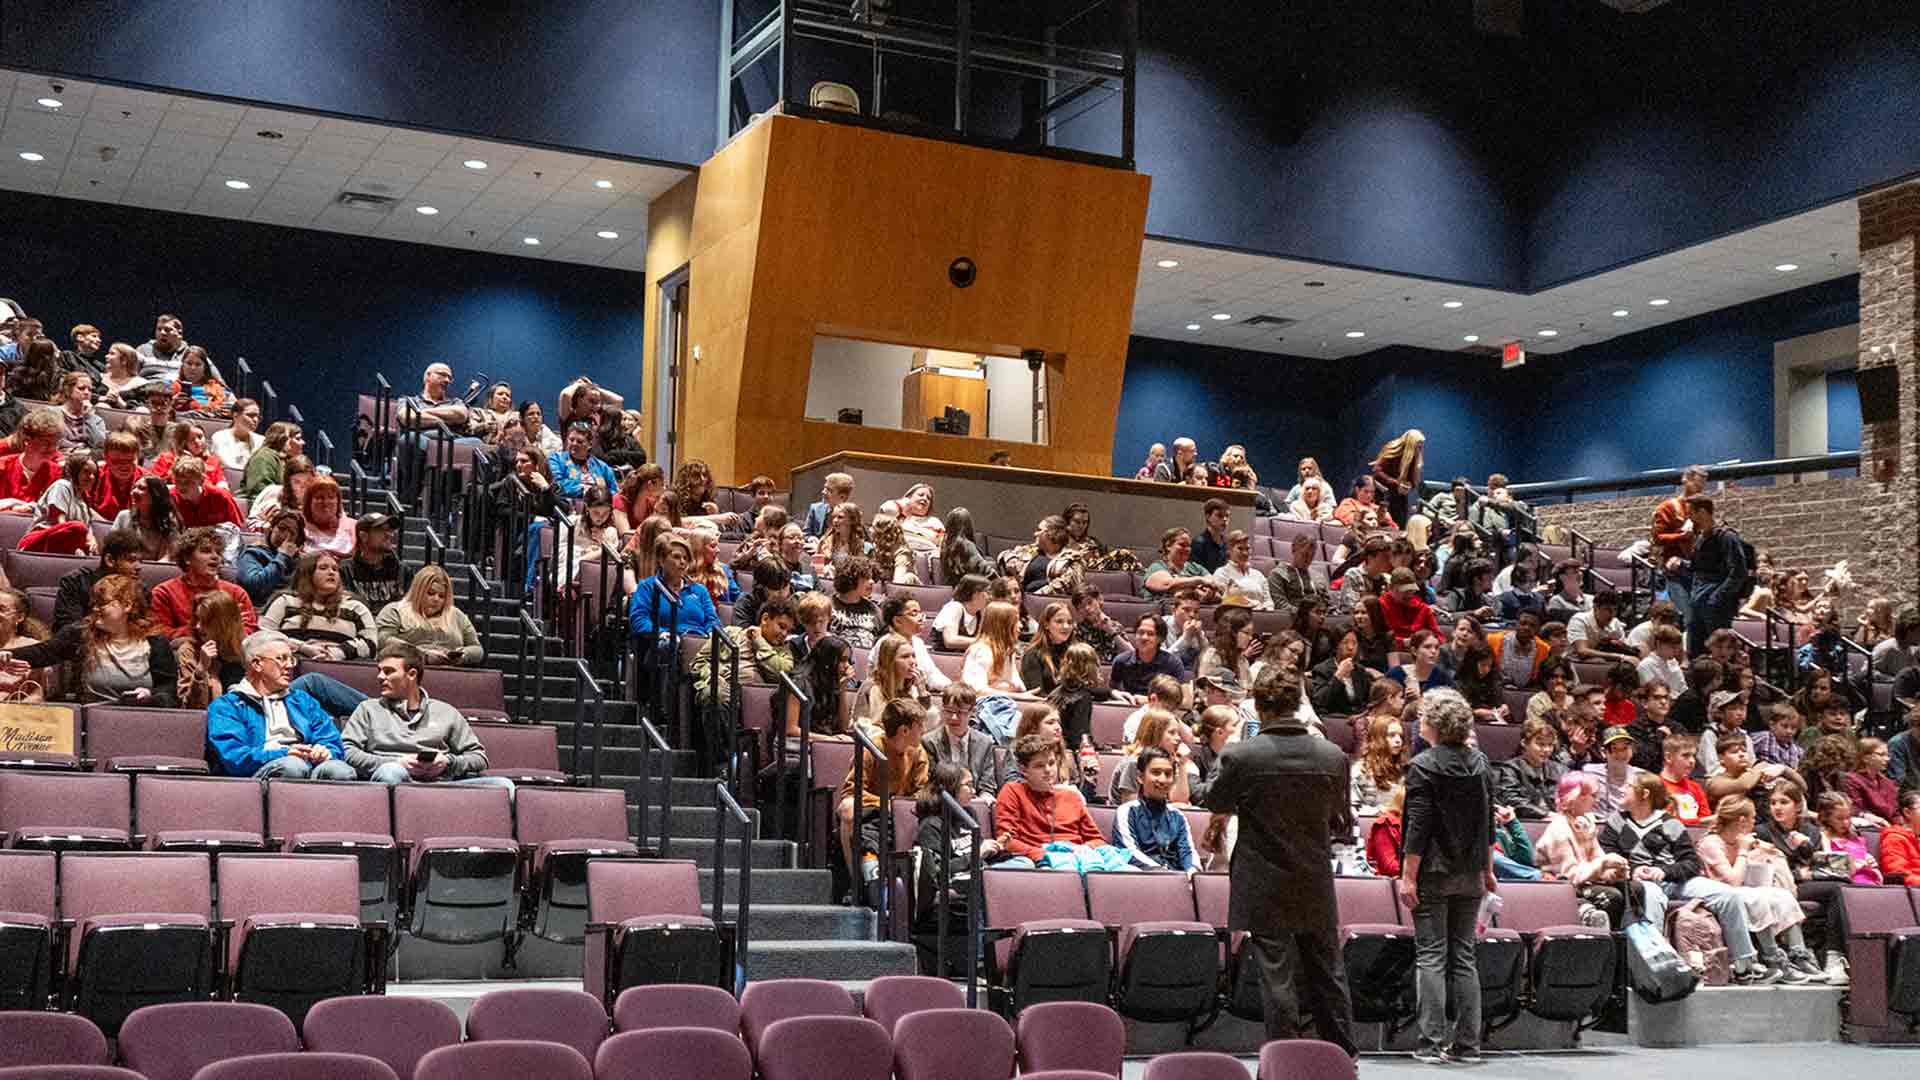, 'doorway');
655,267,690,473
